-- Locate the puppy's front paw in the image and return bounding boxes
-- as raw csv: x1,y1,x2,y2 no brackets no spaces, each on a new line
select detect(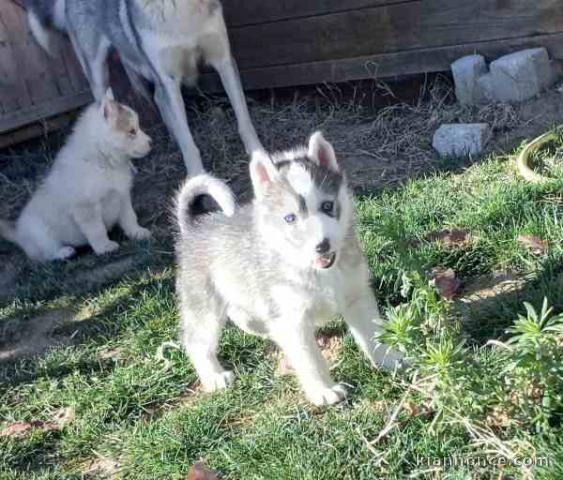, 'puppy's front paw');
128,227,151,241
202,370,235,392
95,240,119,255
306,383,347,406
55,246,76,260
